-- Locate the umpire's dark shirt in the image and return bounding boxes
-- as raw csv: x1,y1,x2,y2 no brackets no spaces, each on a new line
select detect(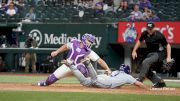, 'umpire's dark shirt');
139,30,168,53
